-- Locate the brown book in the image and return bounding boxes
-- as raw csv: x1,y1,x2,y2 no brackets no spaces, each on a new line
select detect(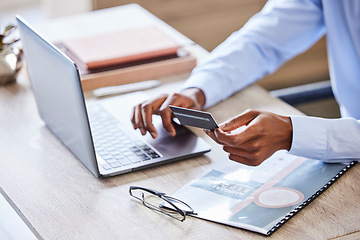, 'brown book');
80,54,197,91
63,26,179,70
